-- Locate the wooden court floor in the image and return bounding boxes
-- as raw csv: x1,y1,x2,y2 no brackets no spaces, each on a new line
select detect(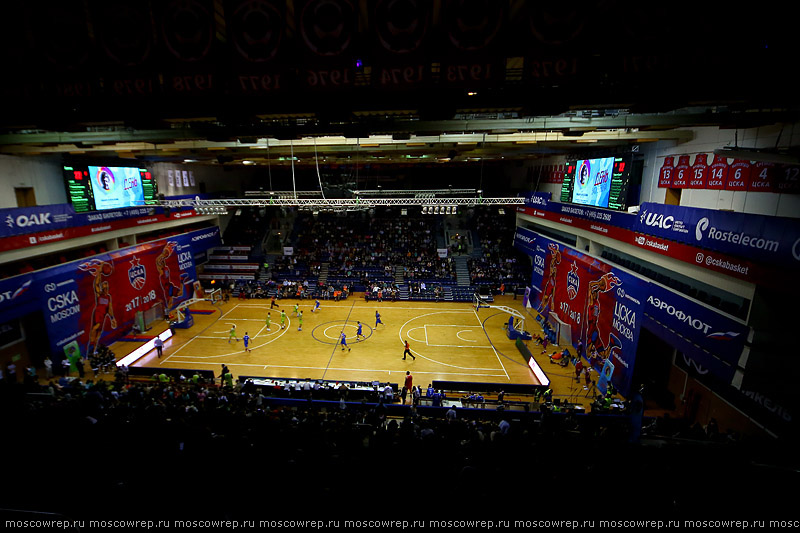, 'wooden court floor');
118,294,592,407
